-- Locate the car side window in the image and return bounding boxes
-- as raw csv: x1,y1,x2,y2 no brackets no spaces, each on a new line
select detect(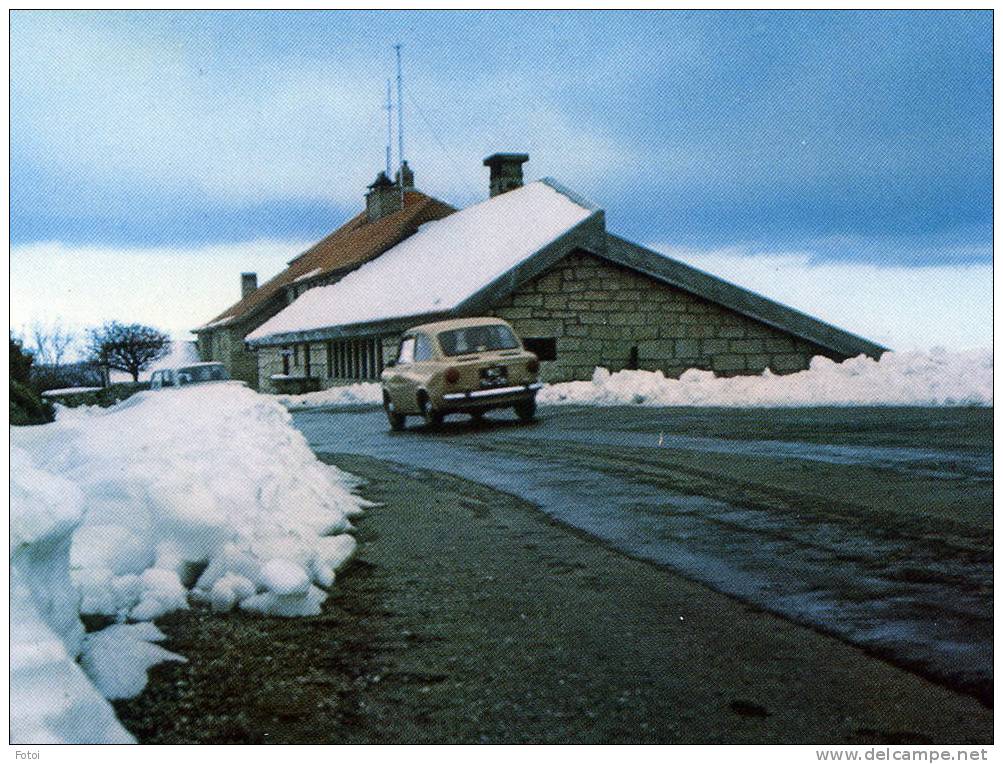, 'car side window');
414,333,433,362
397,337,416,365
